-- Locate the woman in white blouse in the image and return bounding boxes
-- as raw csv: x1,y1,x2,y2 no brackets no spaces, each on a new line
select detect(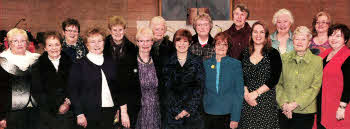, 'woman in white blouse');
68,27,119,129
